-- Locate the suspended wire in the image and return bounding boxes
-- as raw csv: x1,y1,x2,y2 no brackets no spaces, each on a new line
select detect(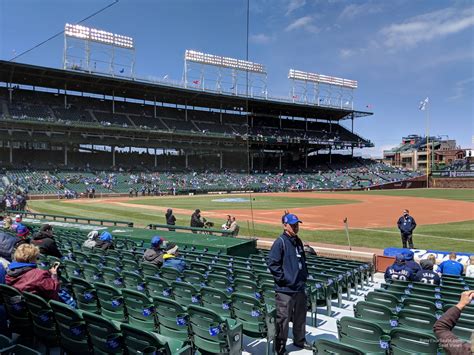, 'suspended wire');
9,0,119,62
